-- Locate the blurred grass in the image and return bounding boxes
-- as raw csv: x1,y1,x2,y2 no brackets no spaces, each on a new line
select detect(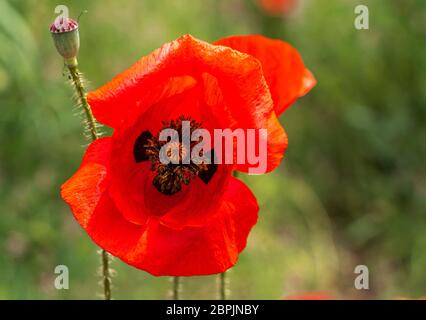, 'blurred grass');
0,0,425,299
